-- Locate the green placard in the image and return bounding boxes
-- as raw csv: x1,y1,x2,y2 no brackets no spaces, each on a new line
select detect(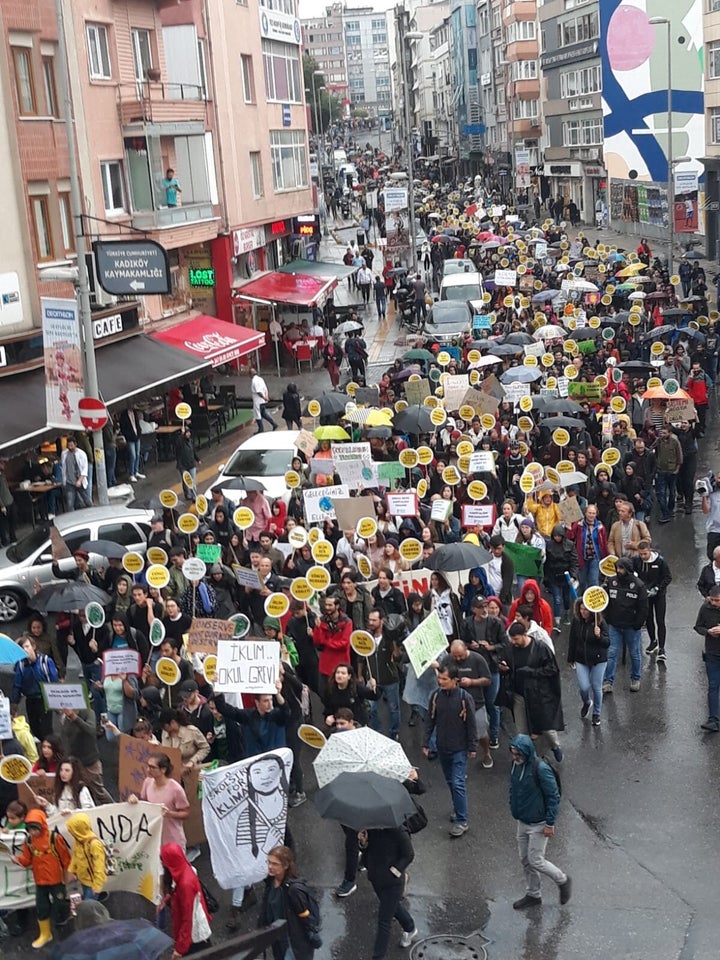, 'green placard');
503,541,544,579
196,544,222,564
577,340,597,355
377,461,407,480
568,381,602,402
